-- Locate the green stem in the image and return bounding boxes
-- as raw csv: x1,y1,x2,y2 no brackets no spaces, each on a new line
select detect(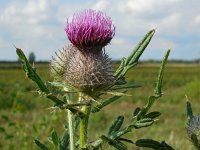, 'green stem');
79,94,91,149
67,93,75,150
